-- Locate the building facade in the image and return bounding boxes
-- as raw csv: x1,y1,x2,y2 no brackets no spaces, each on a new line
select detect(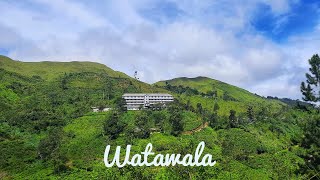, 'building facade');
122,93,174,110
